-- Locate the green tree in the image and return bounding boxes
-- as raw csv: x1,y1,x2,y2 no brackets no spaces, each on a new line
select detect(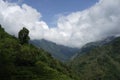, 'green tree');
18,27,30,44
0,24,1,28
